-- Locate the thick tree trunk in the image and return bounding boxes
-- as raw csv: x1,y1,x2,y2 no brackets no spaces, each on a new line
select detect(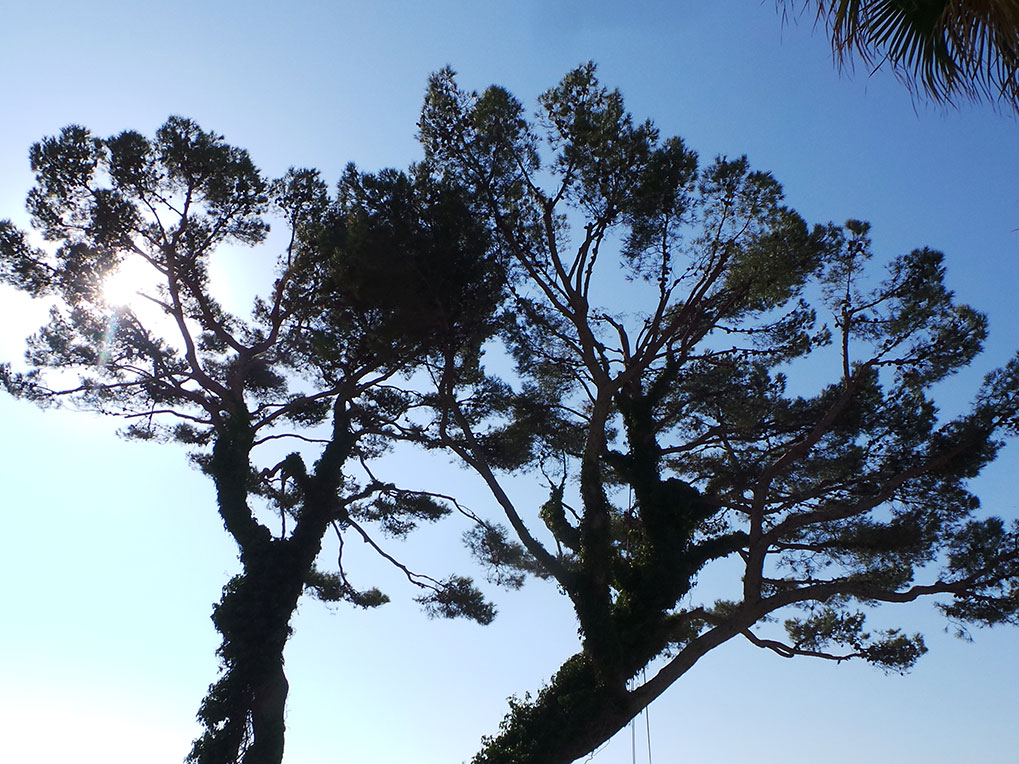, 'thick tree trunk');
190,404,354,764
474,613,747,764
471,655,642,764
243,662,289,764
190,554,306,764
